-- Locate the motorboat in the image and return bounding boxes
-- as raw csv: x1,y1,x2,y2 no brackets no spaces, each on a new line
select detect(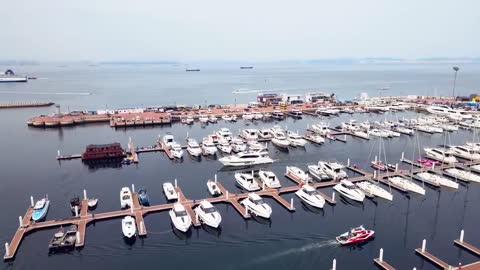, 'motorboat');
185,116,194,125
242,112,254,120
216,128,233,141
201,138,218,155
241,129,259,141
303,133,325,144
87,198,98,208
247,140,267,151
333,180,365,202
194,200,222,228
32,197,50,221
341,108,354,114
258,128,273,140
368,129,390,138
436,123,458,131
231,137,247,152
272,110,285,120
336,226,375,245
208,116,218,123
122,216,137,238
120,187,133,208
70,197,81,213
263,112,272,119
388,176,426,195
286,131,307,147
187,138,202,157
318,161,348,180
222,115,233,121
307,164,331,180
162,134,175,148
253,112,264,120
217,138,233,153
288,109,303,119
219,150,274,167
270,127,290,148
371,161,396,171
258,170,281,188
392,126,414,135
355,181,393,201
163,182,178,201
170,143,184,159
231,115,237,122
207,179,222,196
416,172,459,189
199,115,209,123
416,125,443,134
169,203,192,232
424,148,457,164
241,193,272,218
286,166,312,183
449,146,480,160
234,172,260,191
49,225,77,251
444,168,480,183
295,185,325,208
310,122,331,135
138,188,150,206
